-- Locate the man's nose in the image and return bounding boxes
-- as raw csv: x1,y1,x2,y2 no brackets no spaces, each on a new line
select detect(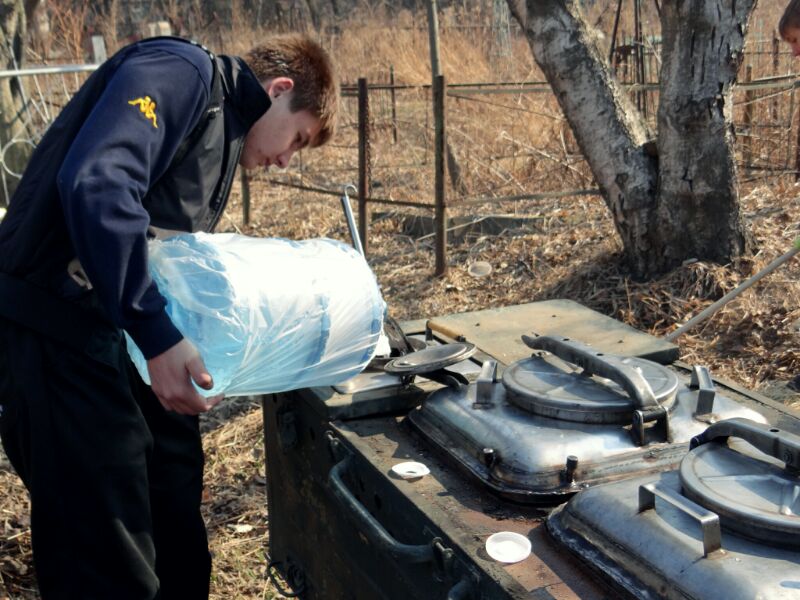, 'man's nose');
276,151,294,169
